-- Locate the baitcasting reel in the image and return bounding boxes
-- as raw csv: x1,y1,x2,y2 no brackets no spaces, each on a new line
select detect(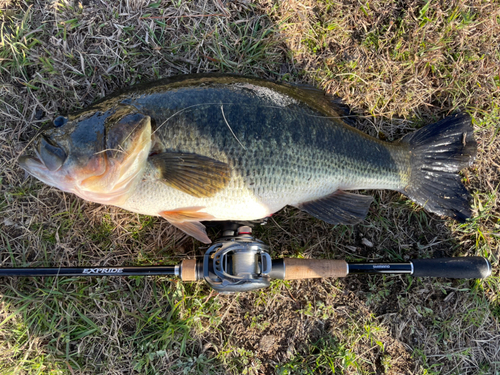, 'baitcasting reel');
203,226,273,293
177,223,284,293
